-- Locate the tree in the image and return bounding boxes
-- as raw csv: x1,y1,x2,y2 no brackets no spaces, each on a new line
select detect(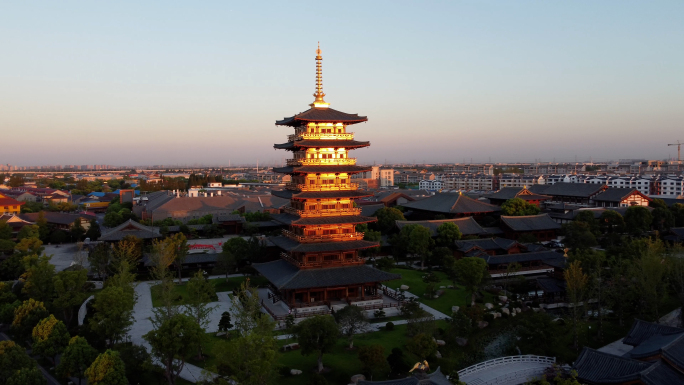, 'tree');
574,210,600,235
71,219,86,242
564,260,588,351
11,299,49,343
144,313,204,385
651,207,675,232
599,210,625,235
624,206,653,236
53,269,89,326
435,222,461,248
214,249,237,279
89,285,135,347
232,280,275,337
501,261,522,294
222,237,249,261
572,249,607,342
113,343,153,385
0,340,35,383
407,333,438,360
501,198,541,216
671,203,684,227
562,221,597,251
150,237,179,322
57,336,98,385
632,239,668,321
294,315,340,373
170,233,189,284
36,211,50,242
376,257,395,271
88,243,112,279
454,257,488,306
6,366,44,385
668,246,684,327
32,314,70,365
387,347,410,378
358,344,390,380
408,225,434,269
85,219,101,240
50,229,69,244
213,332,280,385
111,236,142,274
16,225,39,241
218,311,233,337
184,270,217,358
85,349,128,385
21,254,55,303
373,207,406,234
0,222,12,240
103,211,123,228
334,305,370,349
